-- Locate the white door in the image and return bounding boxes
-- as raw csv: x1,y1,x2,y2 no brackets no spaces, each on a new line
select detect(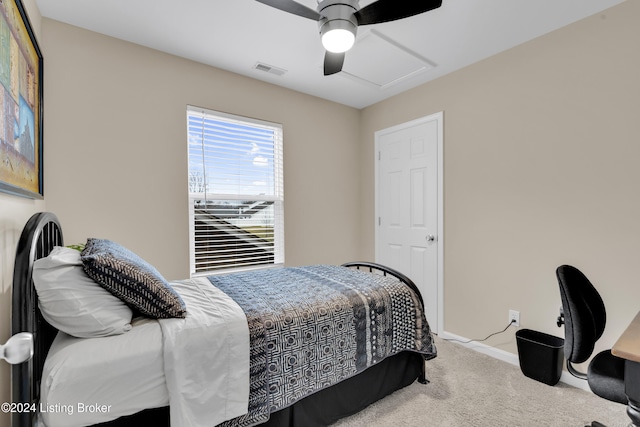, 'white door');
375,112,443,333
